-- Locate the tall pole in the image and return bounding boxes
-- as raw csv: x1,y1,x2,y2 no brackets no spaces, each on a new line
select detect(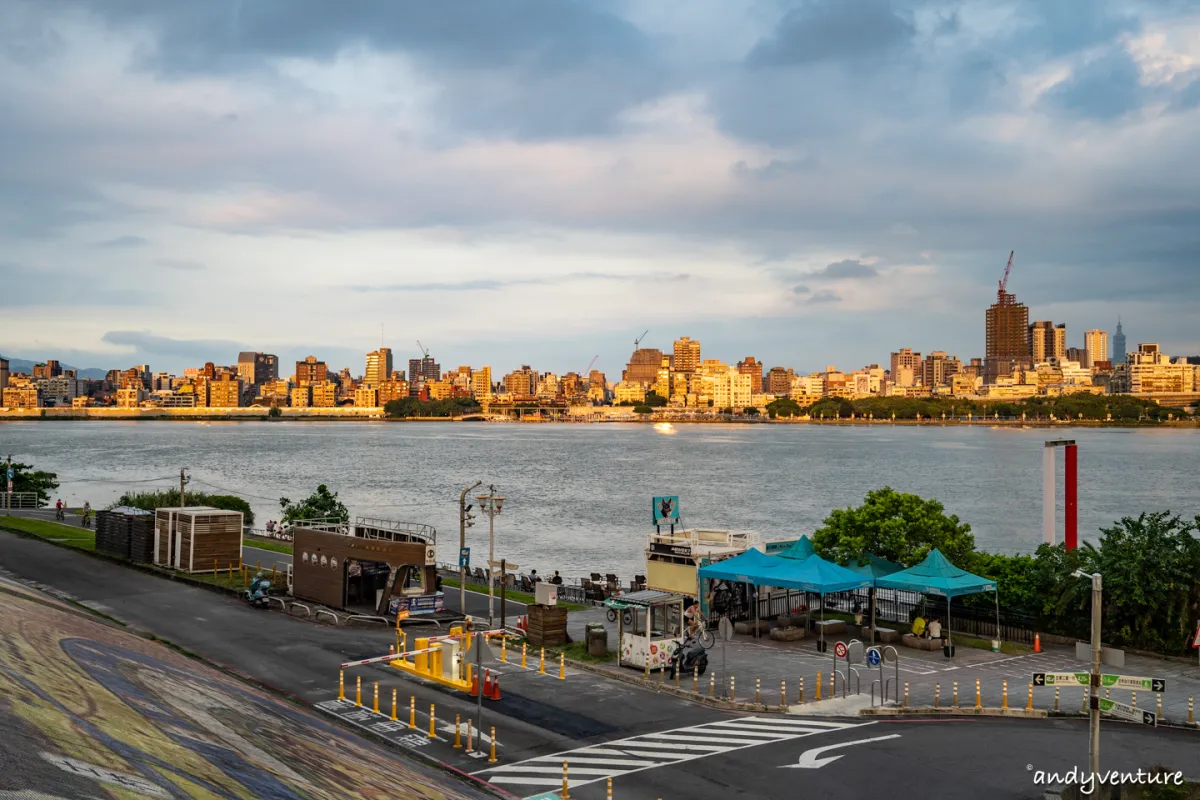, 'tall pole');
1065,445,1079,551
459,480,481,615
5,454,11,516
1089,572,1102,780
488,485,496,629
1042,444,1056,545
179,468,189,509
